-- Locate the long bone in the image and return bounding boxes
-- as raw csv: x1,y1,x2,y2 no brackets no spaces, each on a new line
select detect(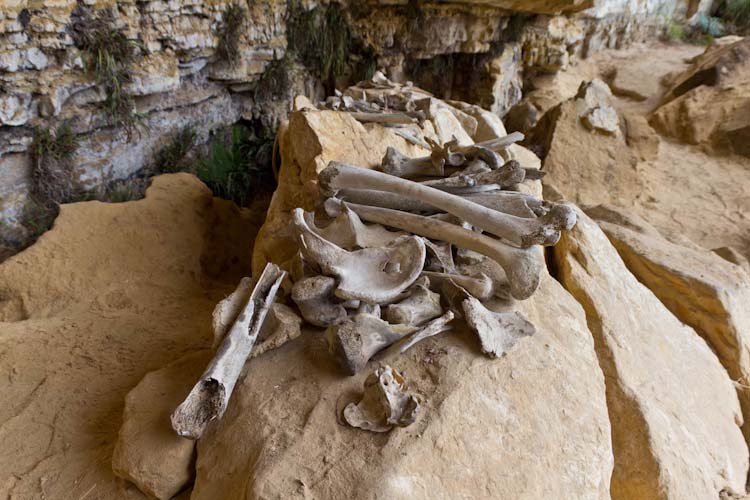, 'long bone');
337,188,544,218
420,160,525,191
292,208,426,303
377,311,455,359
421,271,495,300
325,199,543,300
319,162,576,247
171,263,285,439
